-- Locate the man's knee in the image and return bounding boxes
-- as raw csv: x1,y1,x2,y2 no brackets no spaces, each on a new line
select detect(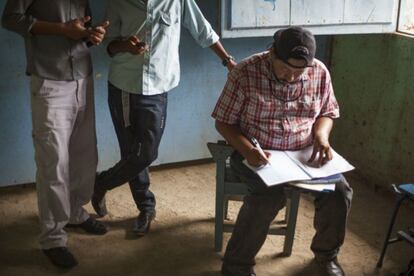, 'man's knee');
127,142,159,169
335,177,353,205
245,193,286,222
